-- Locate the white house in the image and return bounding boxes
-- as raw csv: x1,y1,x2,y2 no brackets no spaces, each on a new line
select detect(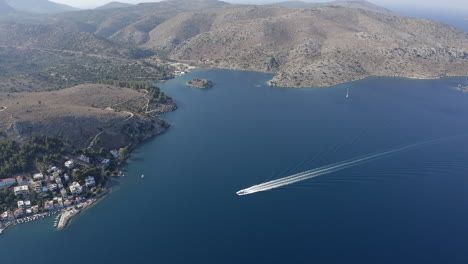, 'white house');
69,182,83,195
64,160,75,169
13,185,29,196
17,200,25,209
